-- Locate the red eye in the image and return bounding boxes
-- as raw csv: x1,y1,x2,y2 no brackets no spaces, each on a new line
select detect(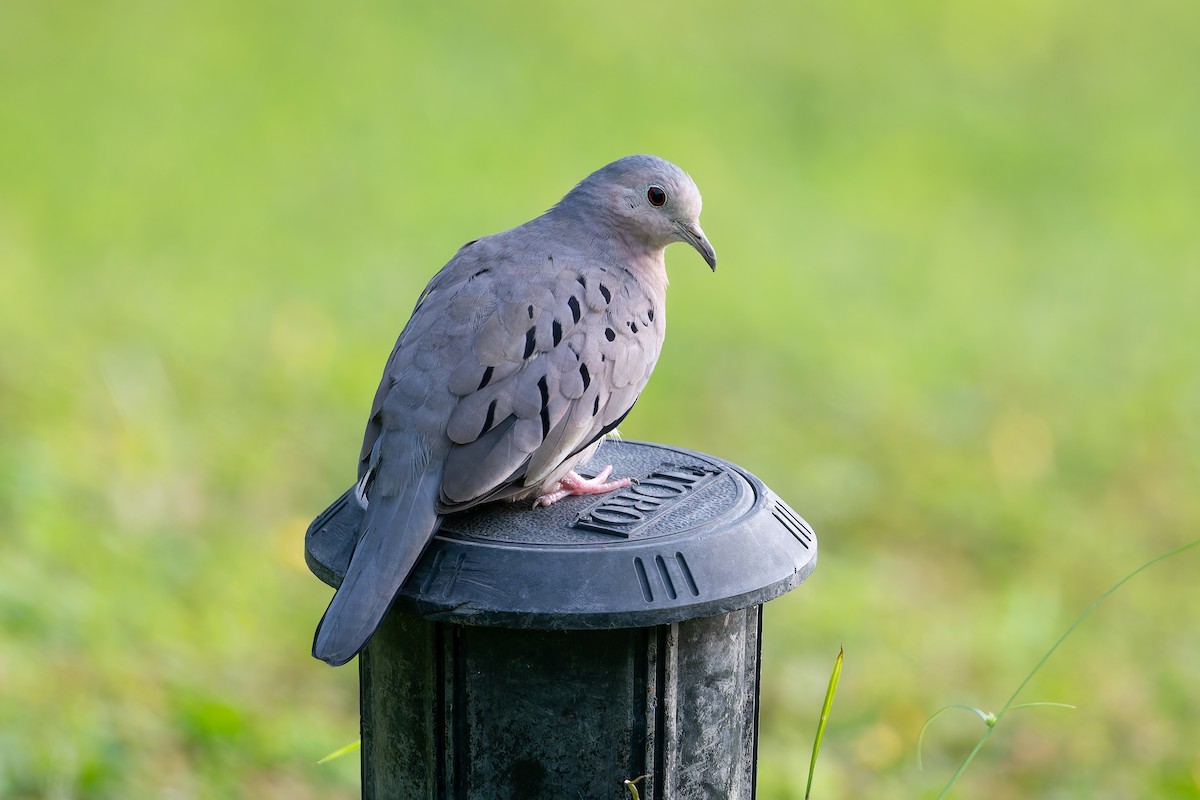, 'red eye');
646,185,667,207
